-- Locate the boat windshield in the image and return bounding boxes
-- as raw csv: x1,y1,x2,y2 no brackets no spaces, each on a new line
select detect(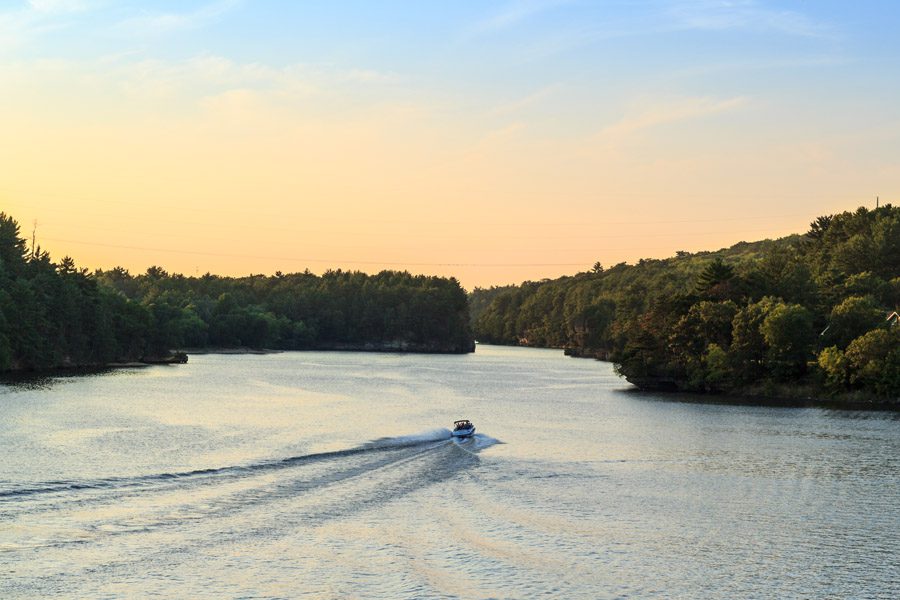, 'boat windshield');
453,420,472,429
